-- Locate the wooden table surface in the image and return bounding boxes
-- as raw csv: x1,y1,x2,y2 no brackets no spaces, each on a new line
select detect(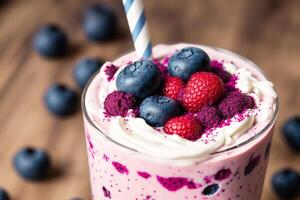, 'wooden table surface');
0,0,299,199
